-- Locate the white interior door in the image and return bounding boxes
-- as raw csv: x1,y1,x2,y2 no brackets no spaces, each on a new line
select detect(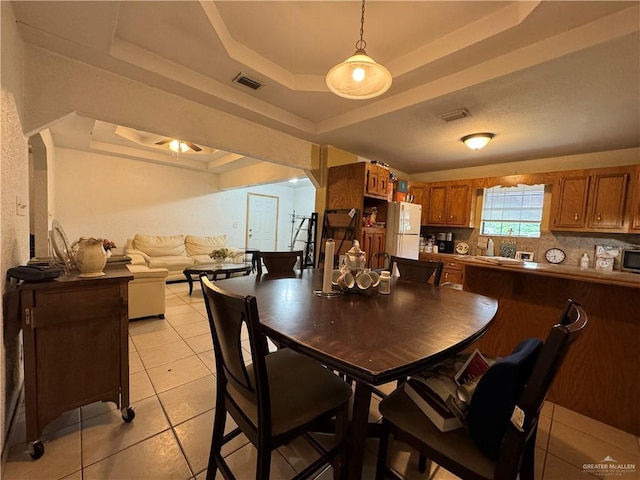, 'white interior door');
247,193,278,251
